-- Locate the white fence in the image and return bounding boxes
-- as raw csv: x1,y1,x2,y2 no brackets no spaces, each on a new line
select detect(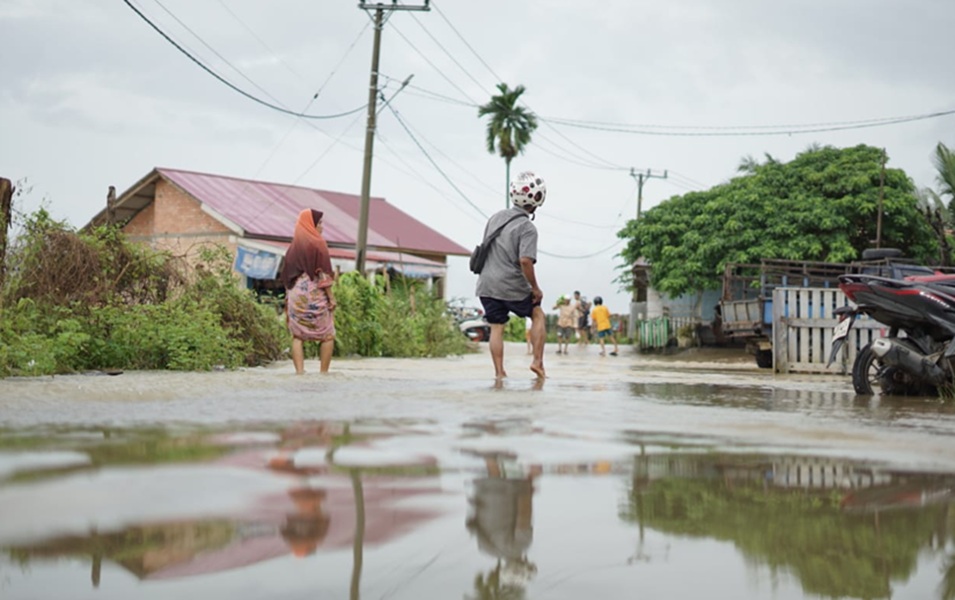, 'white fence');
772,287,885,374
